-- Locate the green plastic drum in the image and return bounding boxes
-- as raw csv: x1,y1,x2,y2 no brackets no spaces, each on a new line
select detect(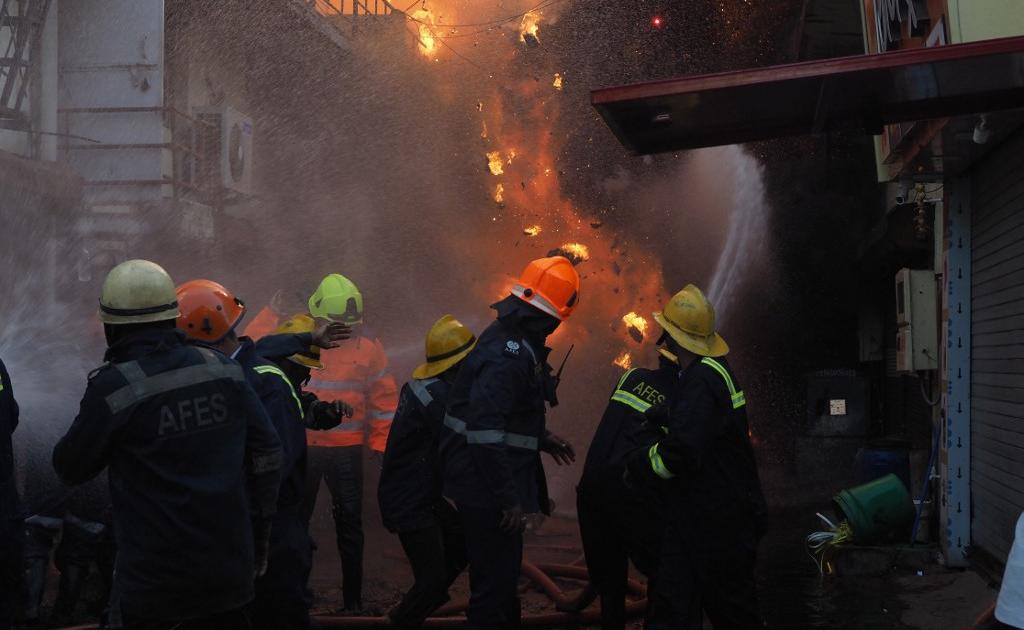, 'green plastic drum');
833,473,915,544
